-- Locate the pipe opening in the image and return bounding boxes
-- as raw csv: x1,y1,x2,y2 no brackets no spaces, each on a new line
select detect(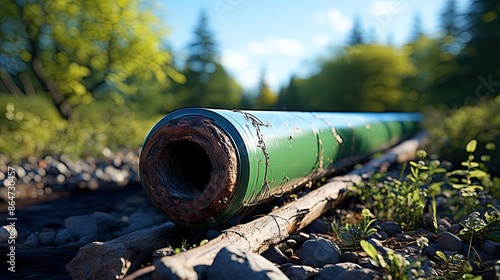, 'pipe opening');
158,140,213,199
